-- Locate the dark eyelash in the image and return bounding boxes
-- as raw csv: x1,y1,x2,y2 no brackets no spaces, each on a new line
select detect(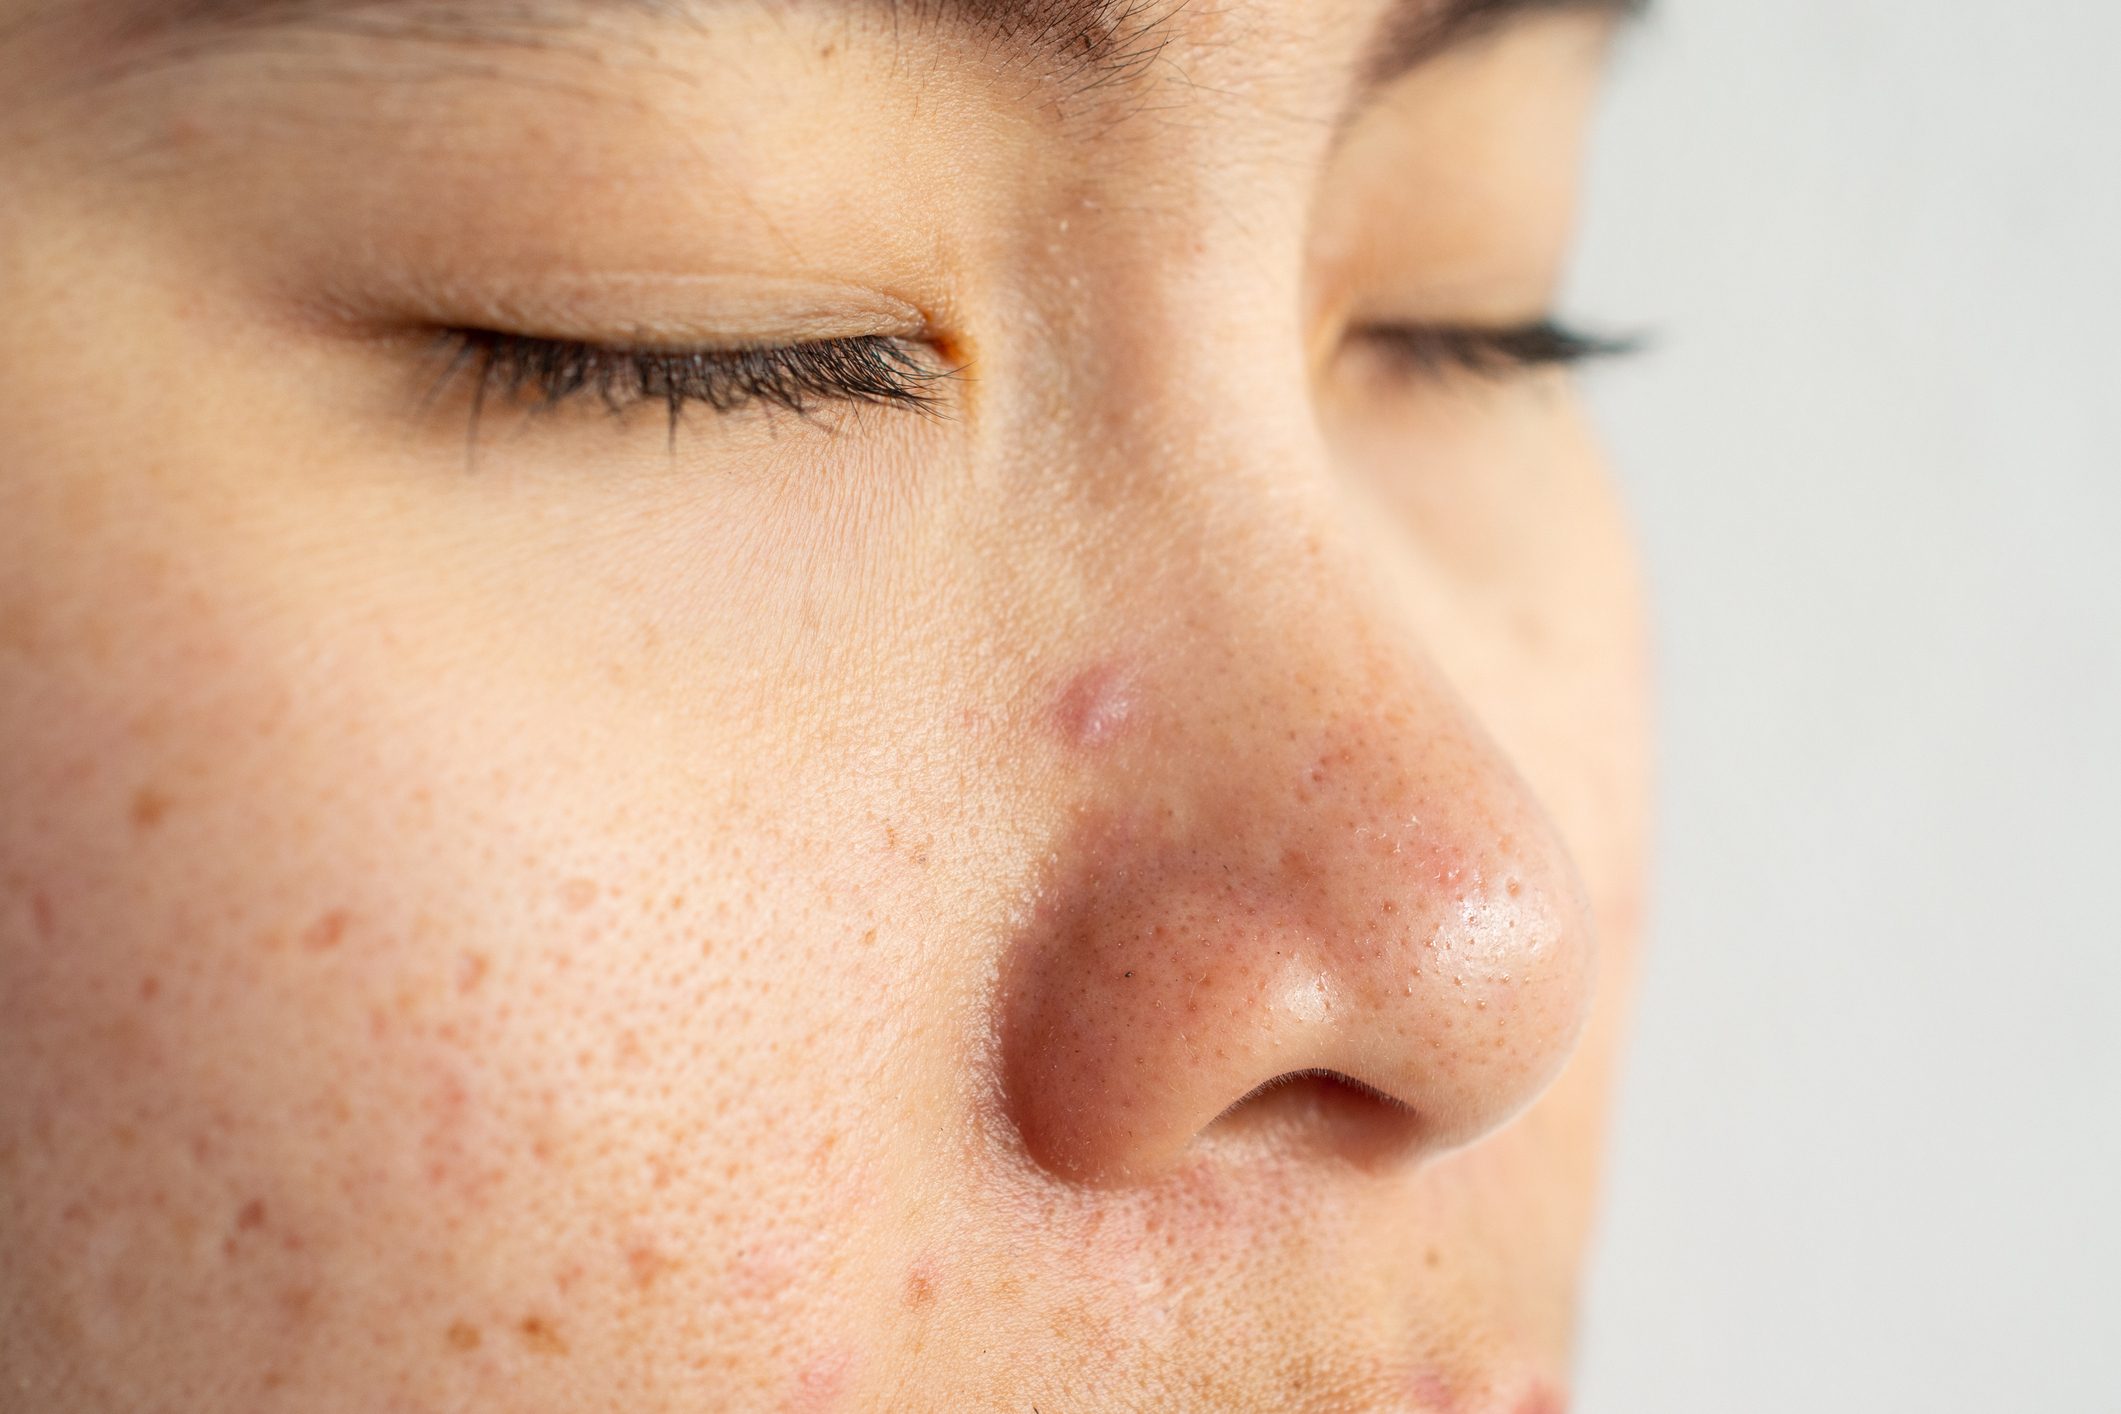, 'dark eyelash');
432,329,948,440
1362,319,1639,379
